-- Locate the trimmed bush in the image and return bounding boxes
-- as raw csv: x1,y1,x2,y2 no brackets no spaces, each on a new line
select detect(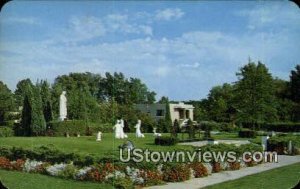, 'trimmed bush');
263,122,300,132
154,136,178,146
238,129,256,138
48,120,112,136
189,162,208,177
267,135,300,155
0,126,14,137
219,122,239,132
162,163,190,182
